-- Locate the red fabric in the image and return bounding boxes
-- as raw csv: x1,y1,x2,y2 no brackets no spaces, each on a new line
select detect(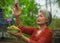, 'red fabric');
20,26,53,43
